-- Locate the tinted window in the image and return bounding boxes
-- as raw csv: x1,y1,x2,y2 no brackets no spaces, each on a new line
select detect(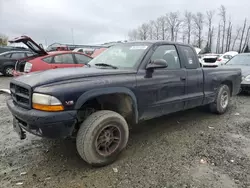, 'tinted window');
180,46,198,69
54,54,75,64
75,54,92,64
43,56,53,63
151,45,180,69
11,52,26,59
